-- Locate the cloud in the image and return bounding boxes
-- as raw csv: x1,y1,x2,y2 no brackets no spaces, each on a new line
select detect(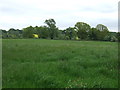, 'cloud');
0,0,119,32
